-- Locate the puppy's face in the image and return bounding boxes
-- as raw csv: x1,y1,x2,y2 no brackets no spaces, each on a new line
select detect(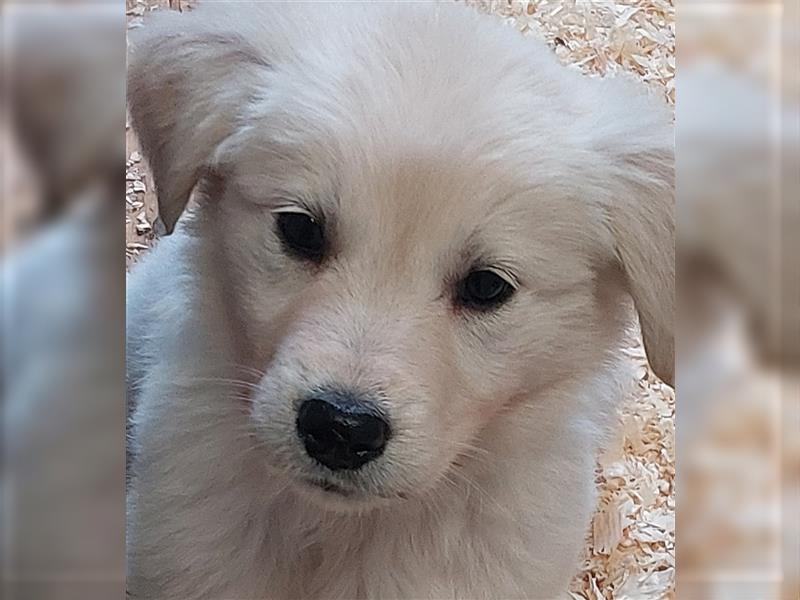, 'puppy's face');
219,136,604,507
128,3,674,511
212,64,645,509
